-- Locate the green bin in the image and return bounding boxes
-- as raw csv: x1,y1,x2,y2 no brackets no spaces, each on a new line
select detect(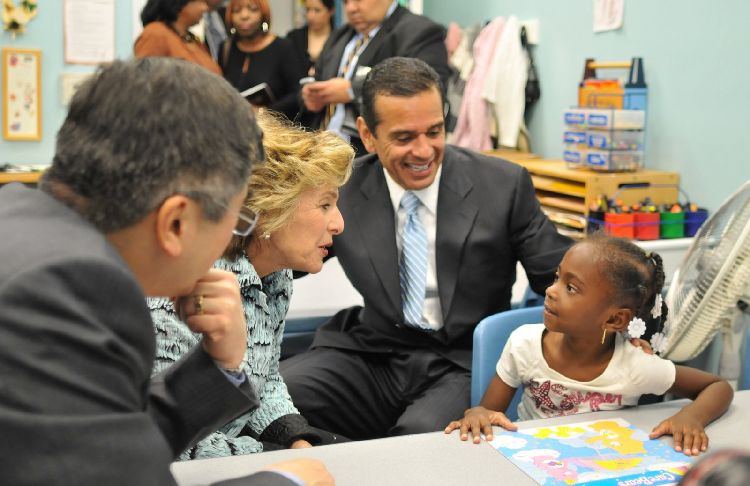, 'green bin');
660,212,684,239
